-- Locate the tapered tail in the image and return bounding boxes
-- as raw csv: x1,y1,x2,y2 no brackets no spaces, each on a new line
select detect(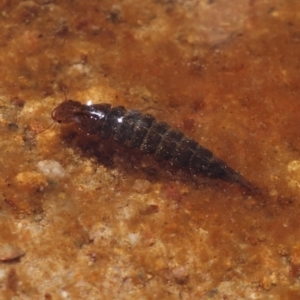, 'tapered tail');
221,165,260,194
